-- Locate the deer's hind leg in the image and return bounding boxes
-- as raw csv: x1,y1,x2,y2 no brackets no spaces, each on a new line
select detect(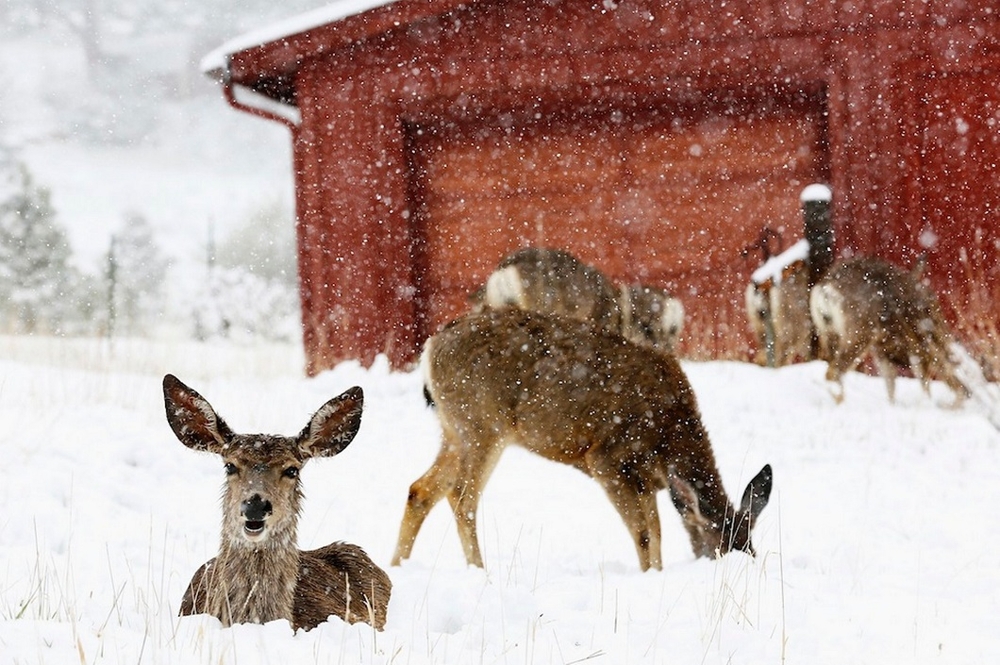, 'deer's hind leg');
826,335,871,403
446,431,506,568
873,353,899,403
392,425,463,566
